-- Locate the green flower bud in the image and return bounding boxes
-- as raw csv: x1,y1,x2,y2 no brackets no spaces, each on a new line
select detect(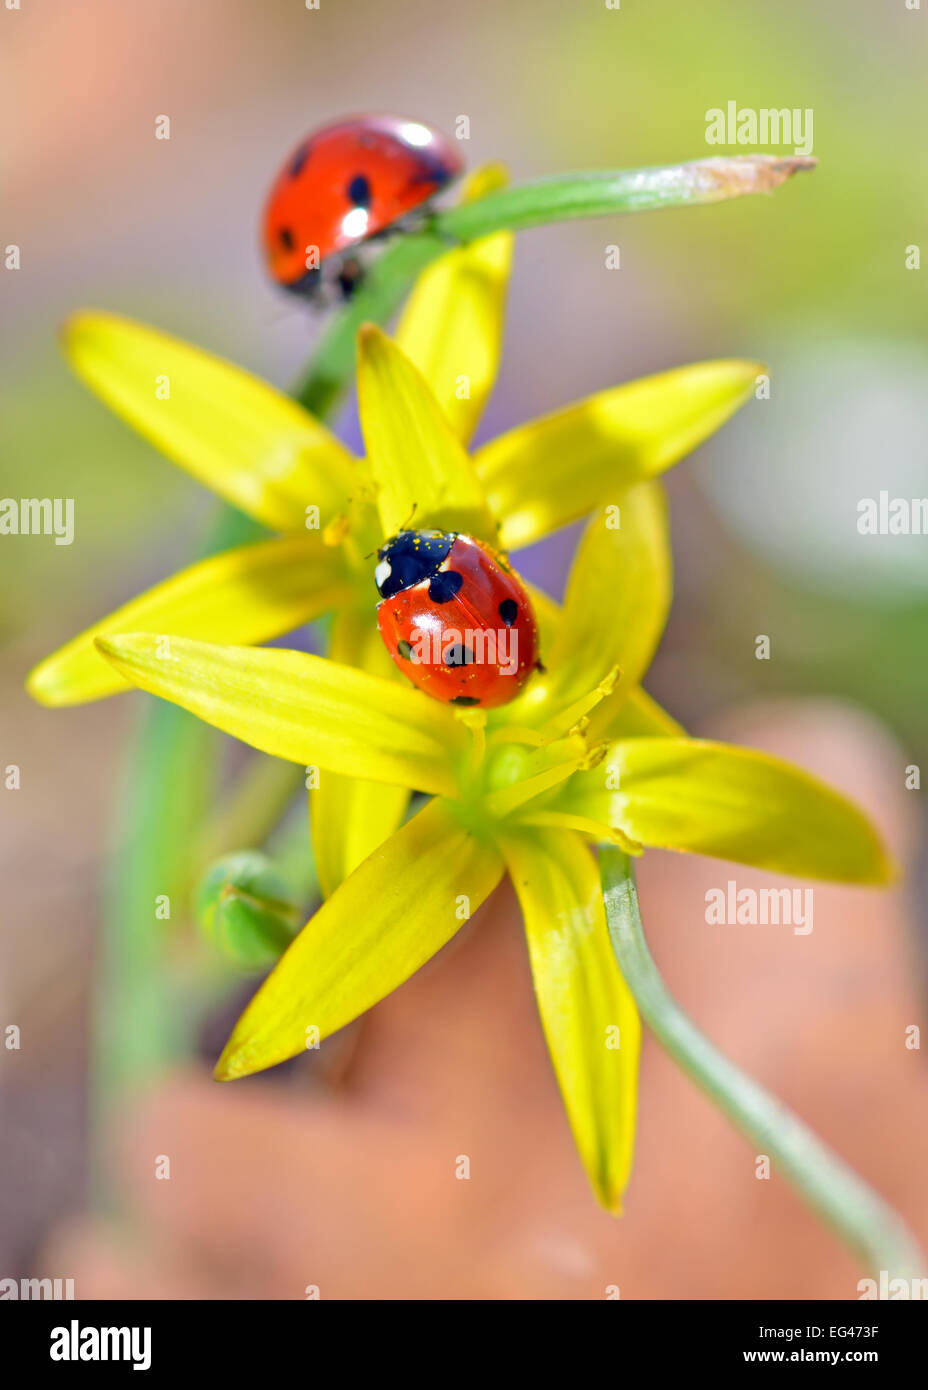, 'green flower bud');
196,851,300,971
